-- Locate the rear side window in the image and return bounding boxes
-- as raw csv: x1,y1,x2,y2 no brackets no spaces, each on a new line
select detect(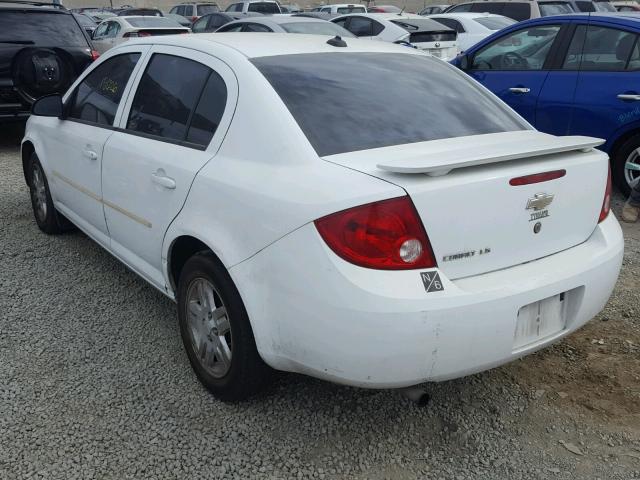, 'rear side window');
563,24,638,71
252,53,526,157
186,72,228,145
538,1,574,15
127,54,226,147
471,2,506,14
247,2,280,13
575,1,596,11
68,53,140,126
0,12,88,46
